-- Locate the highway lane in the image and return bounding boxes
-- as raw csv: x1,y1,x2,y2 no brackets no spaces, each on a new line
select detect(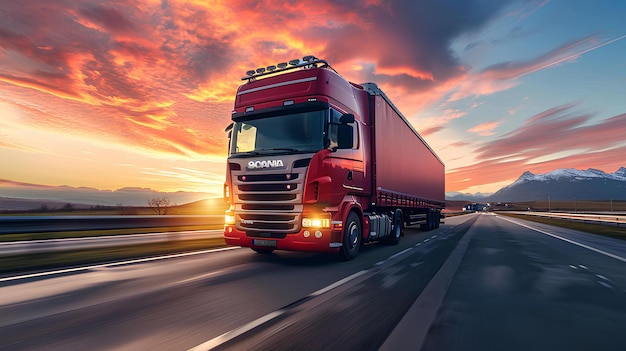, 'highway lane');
207,213,626,351
416,213,626,351
0,215,475,351
2,213,624,350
